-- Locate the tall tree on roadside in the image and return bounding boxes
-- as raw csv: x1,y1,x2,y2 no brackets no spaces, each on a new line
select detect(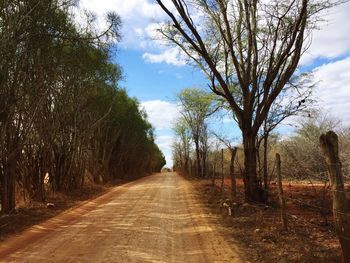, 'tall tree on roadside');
156,0,343,202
